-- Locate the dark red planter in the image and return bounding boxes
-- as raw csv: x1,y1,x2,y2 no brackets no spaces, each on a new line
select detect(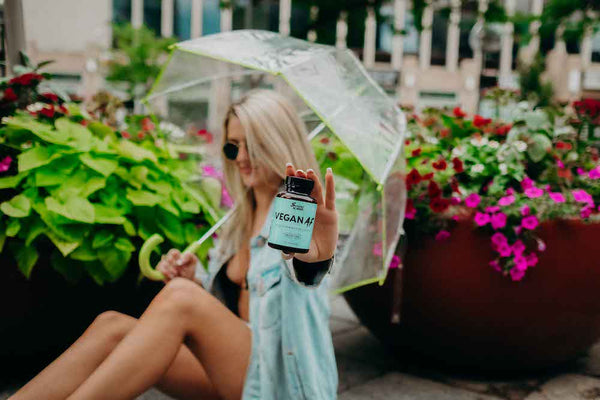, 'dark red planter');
0,256,162,382
344,219,600,371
